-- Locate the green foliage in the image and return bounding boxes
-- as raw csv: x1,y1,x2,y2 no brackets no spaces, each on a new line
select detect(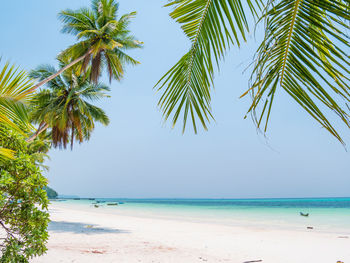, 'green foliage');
248,0,350,145
27,131,51,169
29,60,110,149
58,0,143,84
0,60,35,160
155,0,260,133
44,187,58,199
0,126,49,262
157,0,350,144
0,60,34,134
